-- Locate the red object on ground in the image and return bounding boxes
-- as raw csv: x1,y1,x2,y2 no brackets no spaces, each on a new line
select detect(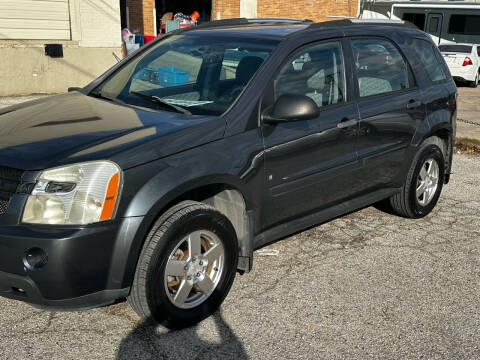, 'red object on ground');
180,23,193,28
144,35,156,44
190,11,200,20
